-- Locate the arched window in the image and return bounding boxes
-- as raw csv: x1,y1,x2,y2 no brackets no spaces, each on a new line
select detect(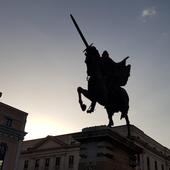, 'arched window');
0,143,7,170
